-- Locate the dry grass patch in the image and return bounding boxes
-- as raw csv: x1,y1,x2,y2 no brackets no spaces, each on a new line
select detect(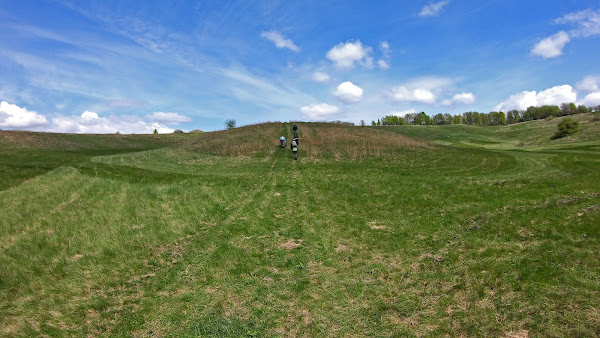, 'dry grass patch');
280,239,303,250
